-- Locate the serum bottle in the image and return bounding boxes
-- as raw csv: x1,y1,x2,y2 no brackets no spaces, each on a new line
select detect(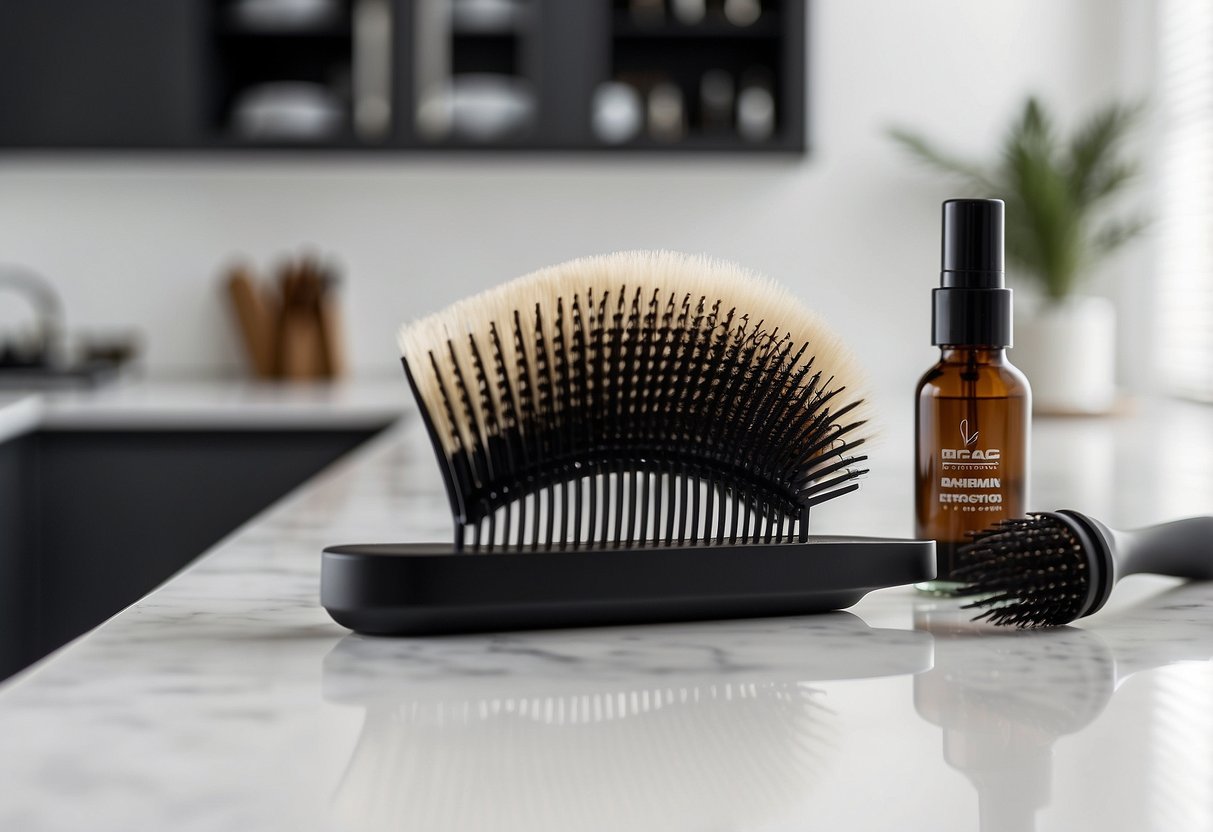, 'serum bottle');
915,199,1031,593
